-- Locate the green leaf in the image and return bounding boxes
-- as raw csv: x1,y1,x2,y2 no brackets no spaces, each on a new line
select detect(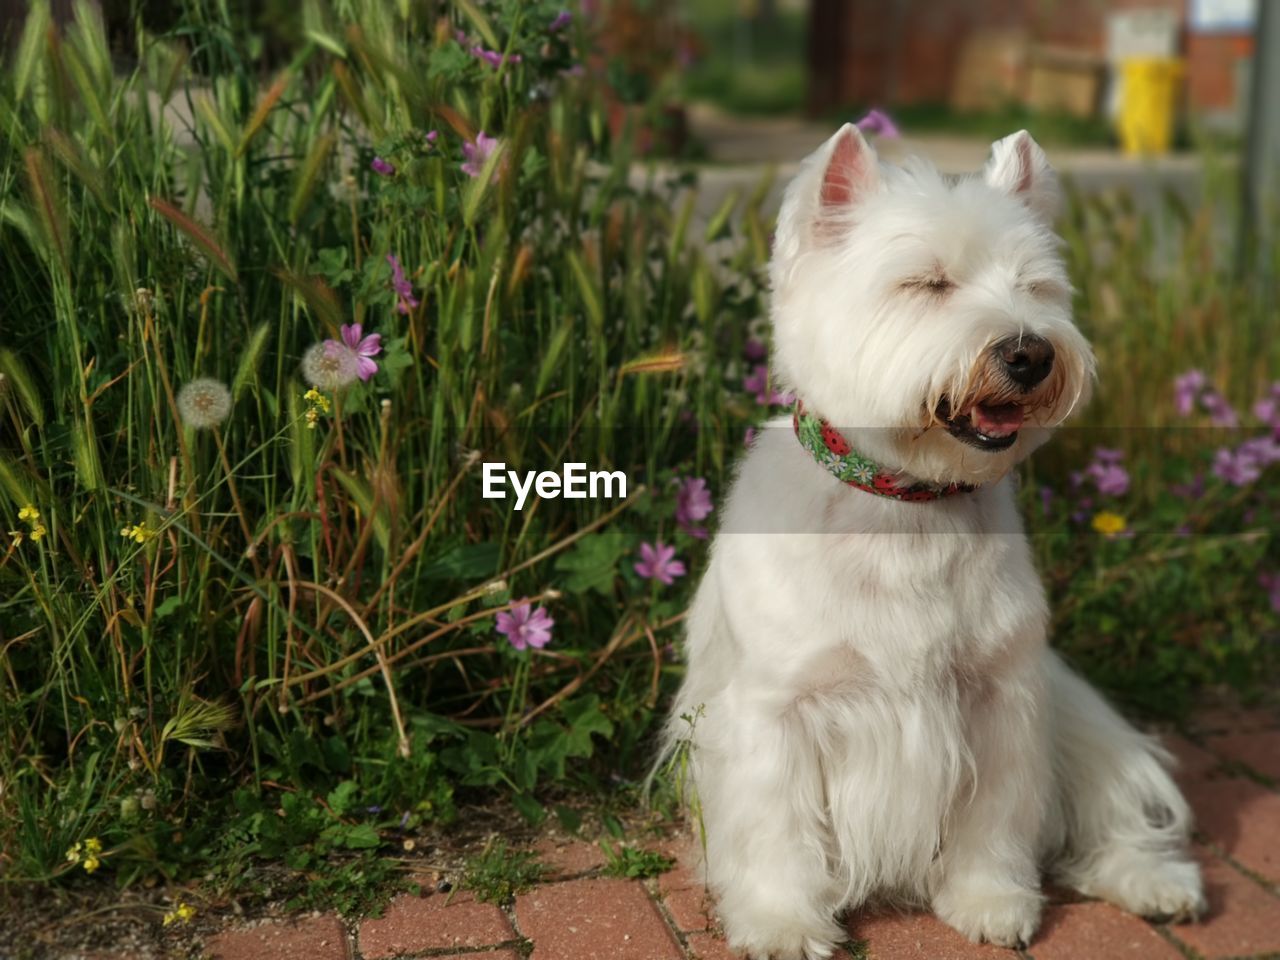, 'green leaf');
554,534,626,596
327,780,358,816
343,824,381,849
421,542,499,580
